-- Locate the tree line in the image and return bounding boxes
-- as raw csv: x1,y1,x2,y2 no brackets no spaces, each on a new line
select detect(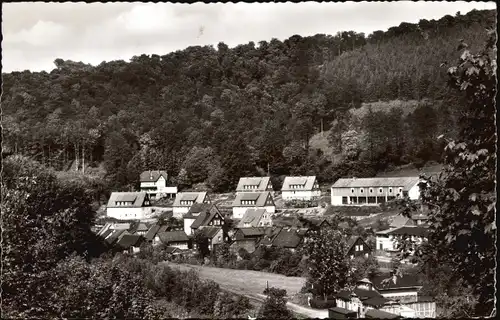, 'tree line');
1,9,495,193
